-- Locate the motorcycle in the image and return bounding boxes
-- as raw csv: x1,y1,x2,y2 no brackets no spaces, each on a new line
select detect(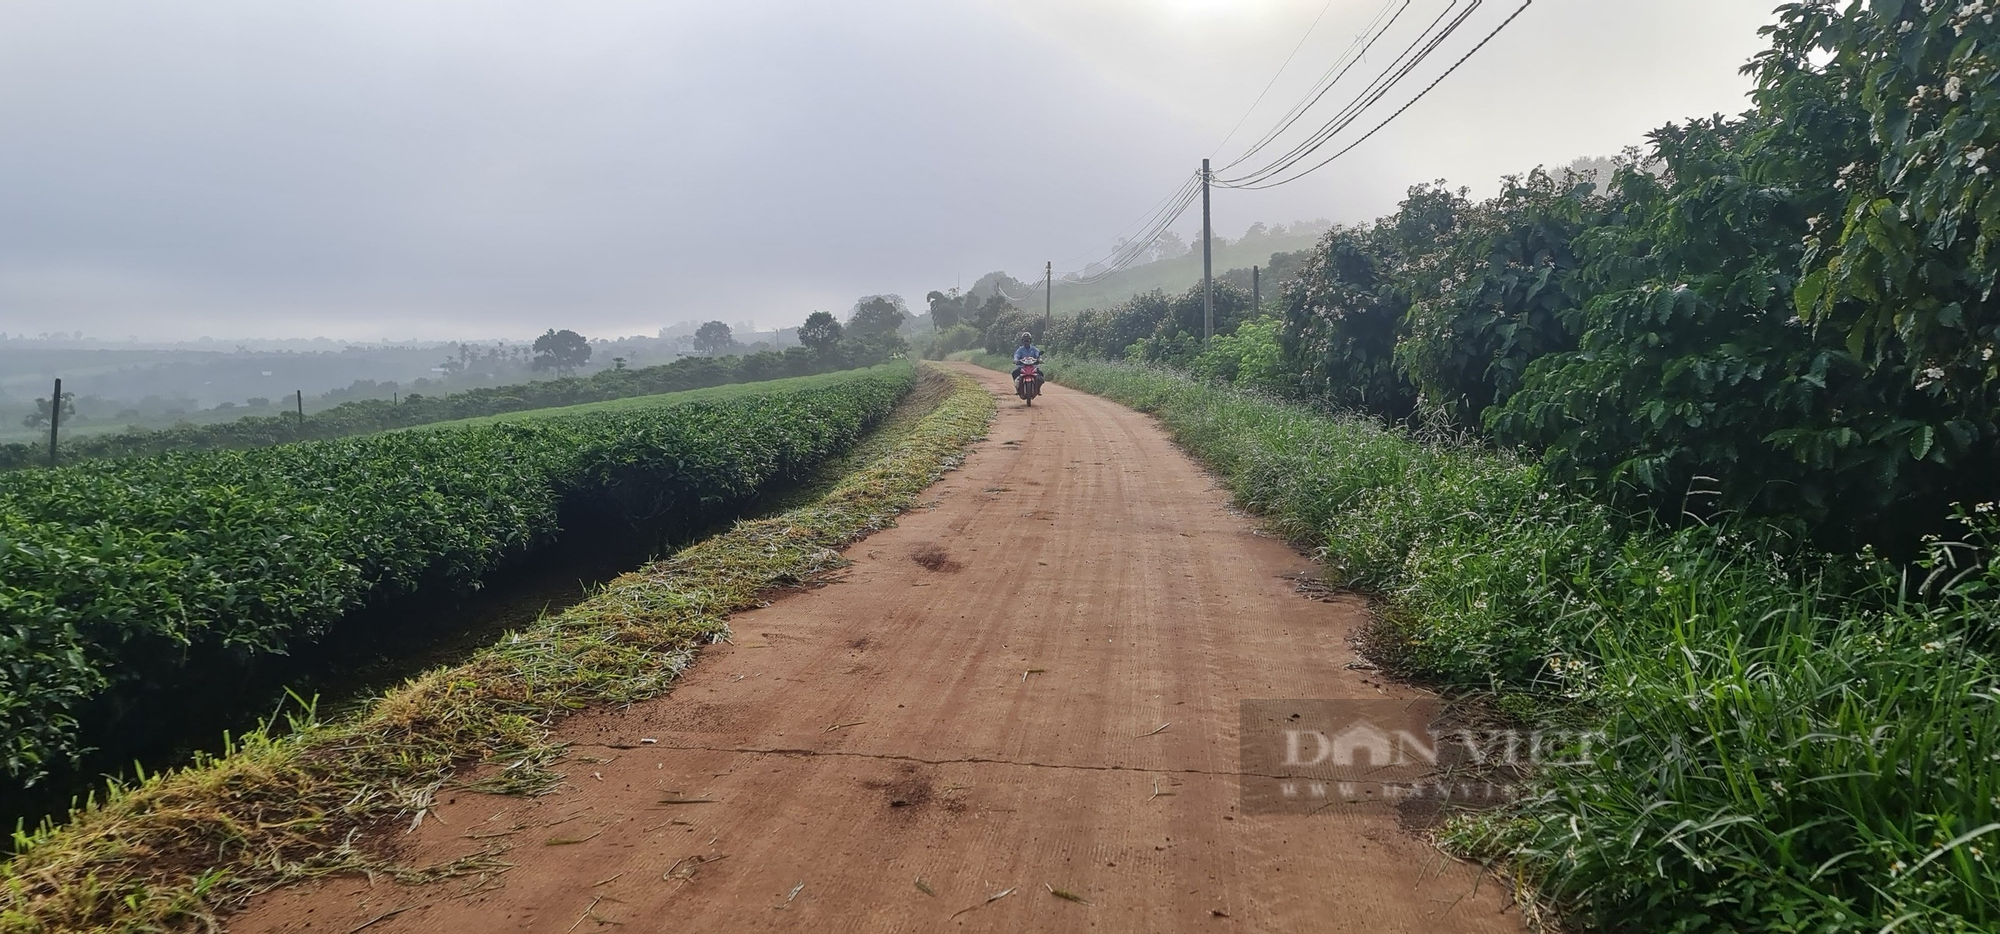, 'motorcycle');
1015,356,1044,405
